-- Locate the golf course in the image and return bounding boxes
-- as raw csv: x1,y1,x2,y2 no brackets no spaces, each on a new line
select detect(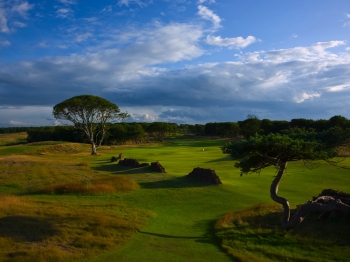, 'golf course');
0,132,349,261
